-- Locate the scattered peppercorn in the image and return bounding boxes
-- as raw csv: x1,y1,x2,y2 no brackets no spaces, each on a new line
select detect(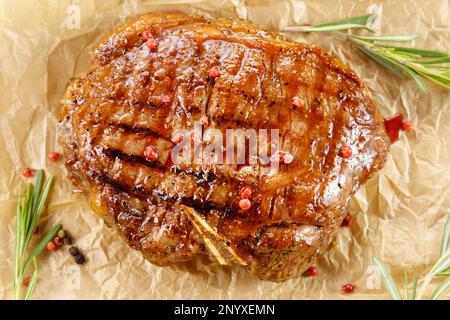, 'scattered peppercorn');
22,168,33,178
53,236,64,246
63,236,73,245
401,119,414,132
191,136,202,146
142,29,154,41
160,94,170,104
342,283,356,293
292,96,303,109
147,38,159,50
171,132,184,145
239,186,252,199
23,276,31,287
144,145,158,161
270,152,283,163
57,229,66,238
200,115,209,126
307,266,318,277
270,151,295,164
48,151,60,161
46,241,57,252
283,152,294,164
341,213,352,227
239,198,251,211
69,246,80,256
340,146,353,158
74,254,86,265
33,227,39,236
208,66,220,78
